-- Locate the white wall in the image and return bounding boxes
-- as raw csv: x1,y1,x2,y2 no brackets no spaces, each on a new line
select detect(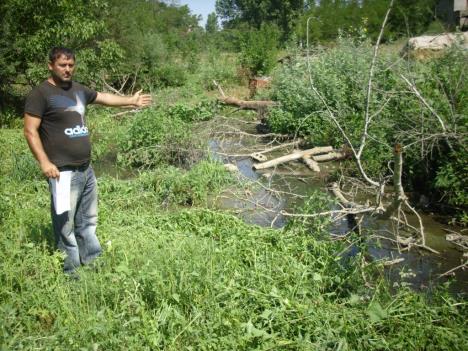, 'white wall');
454,0,467,12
